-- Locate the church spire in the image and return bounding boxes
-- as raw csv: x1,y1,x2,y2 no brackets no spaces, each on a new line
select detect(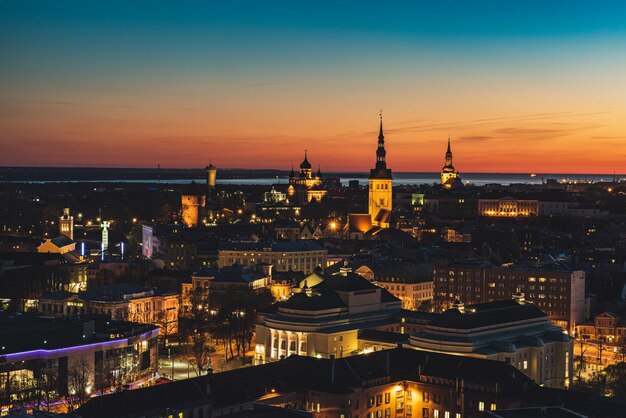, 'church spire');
376,111,387,170
444,136,453,168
